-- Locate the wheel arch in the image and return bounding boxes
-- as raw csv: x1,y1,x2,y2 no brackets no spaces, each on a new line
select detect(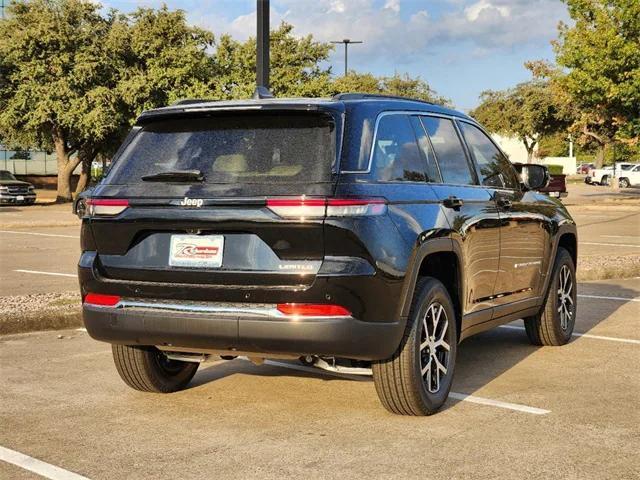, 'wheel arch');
398,238,463,340
537,224,578,308
558,230,577,268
